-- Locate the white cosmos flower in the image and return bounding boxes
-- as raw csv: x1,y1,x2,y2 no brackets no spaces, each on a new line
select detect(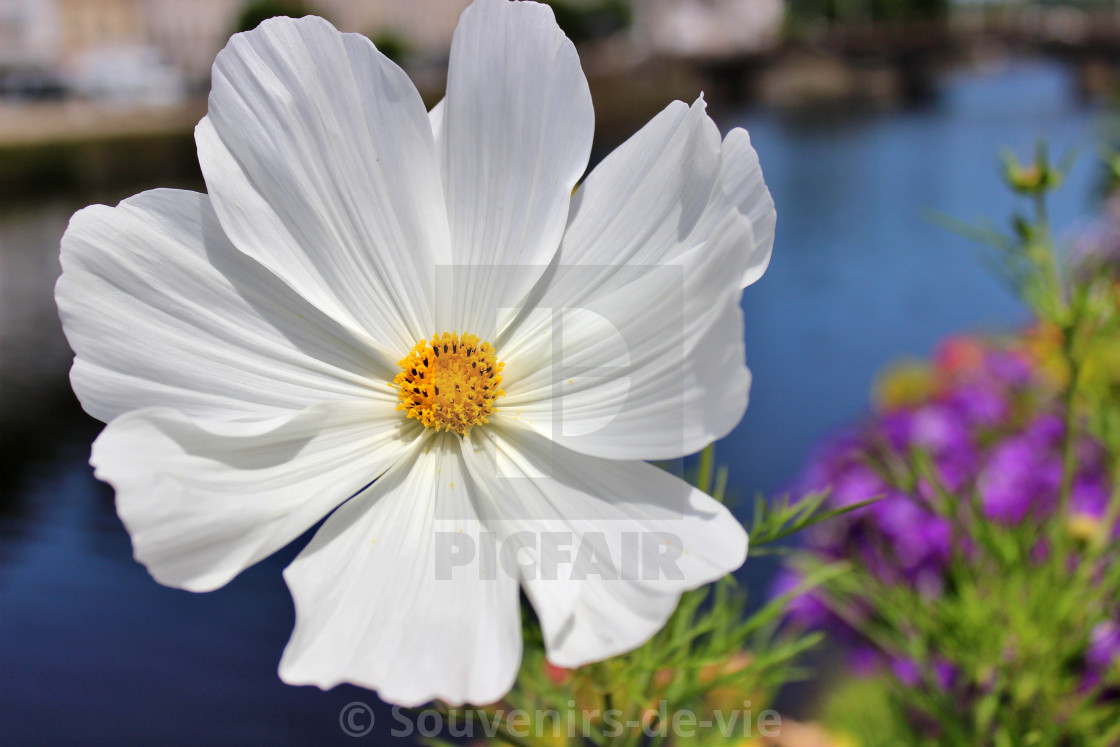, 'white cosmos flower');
55,0,774,707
